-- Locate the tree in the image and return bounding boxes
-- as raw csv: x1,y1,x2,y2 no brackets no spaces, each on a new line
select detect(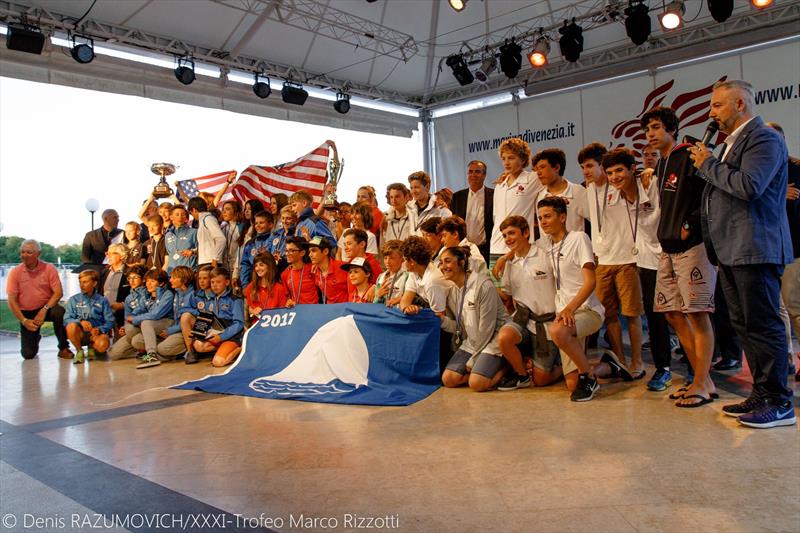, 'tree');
0,236,81,264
